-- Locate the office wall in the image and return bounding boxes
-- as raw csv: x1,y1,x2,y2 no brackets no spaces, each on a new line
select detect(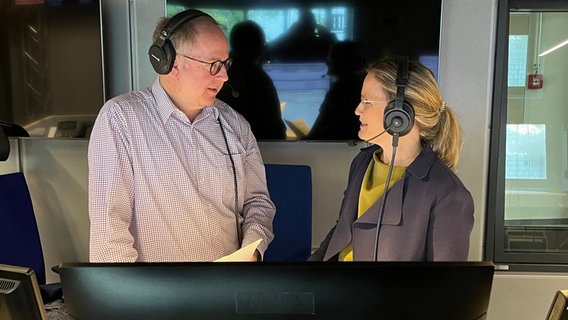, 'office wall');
18,139,90,271
102,0,165,97
438,0,495,263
